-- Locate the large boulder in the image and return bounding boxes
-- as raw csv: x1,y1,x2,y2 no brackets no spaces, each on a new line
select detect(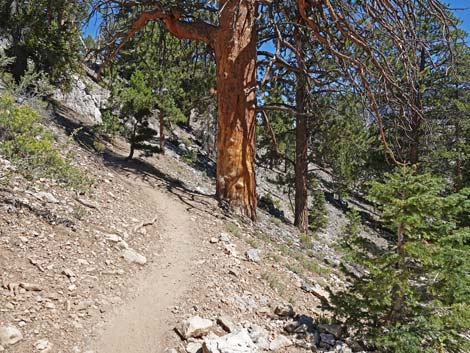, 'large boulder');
52,74,109,124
